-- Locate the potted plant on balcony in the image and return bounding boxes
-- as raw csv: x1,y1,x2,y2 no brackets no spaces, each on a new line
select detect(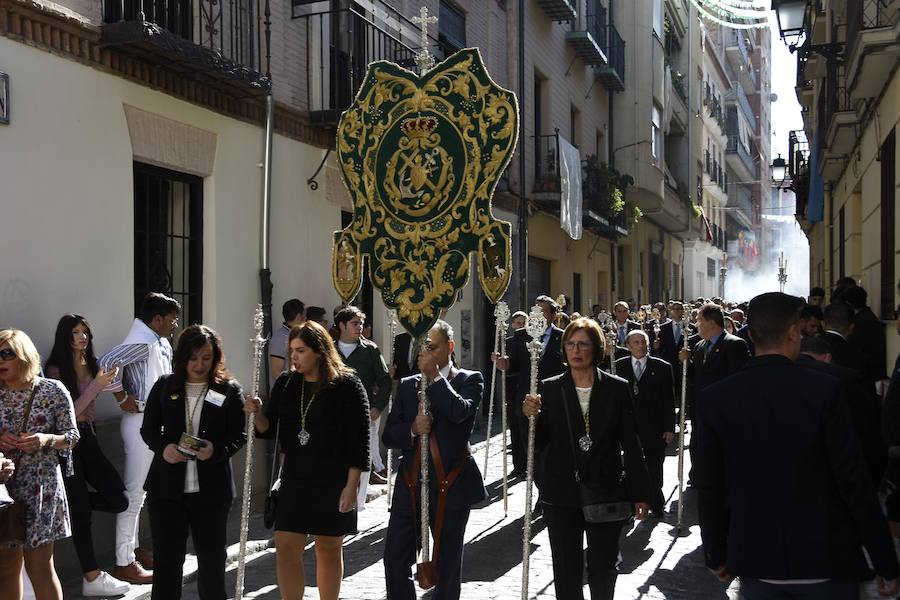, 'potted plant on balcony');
583,155,633,221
